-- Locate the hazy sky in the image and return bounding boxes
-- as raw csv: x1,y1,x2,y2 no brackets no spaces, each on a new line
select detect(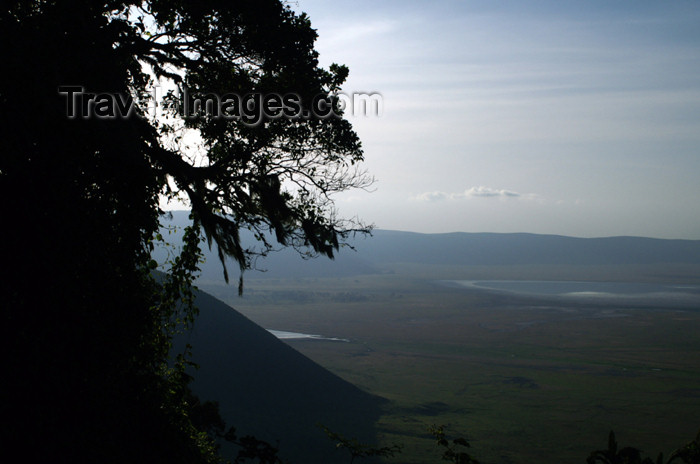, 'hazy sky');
290,0,700,239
